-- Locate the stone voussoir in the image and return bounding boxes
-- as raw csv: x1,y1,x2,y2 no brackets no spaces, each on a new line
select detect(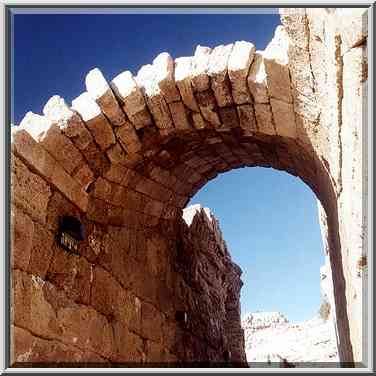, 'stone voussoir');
153,52,181,104
86,67,127,127
247,51,269,104
263,25,293,103
228,40,256,105
175,56,200,112
111,70,153,130
72,92,116,151
43,95,93,151
207,43,234,107
135,64,174,132
191,45,212,93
